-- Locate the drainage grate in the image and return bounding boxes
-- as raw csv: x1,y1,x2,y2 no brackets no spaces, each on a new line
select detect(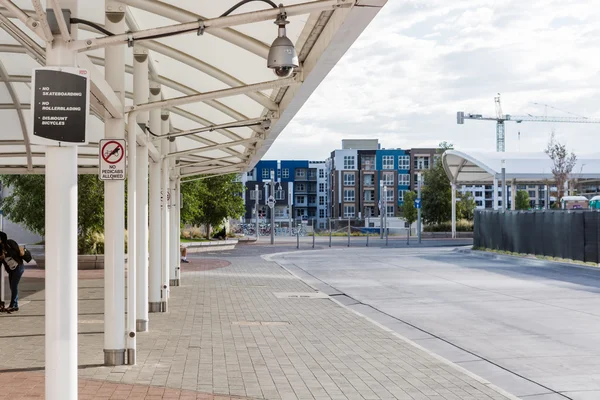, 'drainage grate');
274,292,329,299
232,321,290,326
